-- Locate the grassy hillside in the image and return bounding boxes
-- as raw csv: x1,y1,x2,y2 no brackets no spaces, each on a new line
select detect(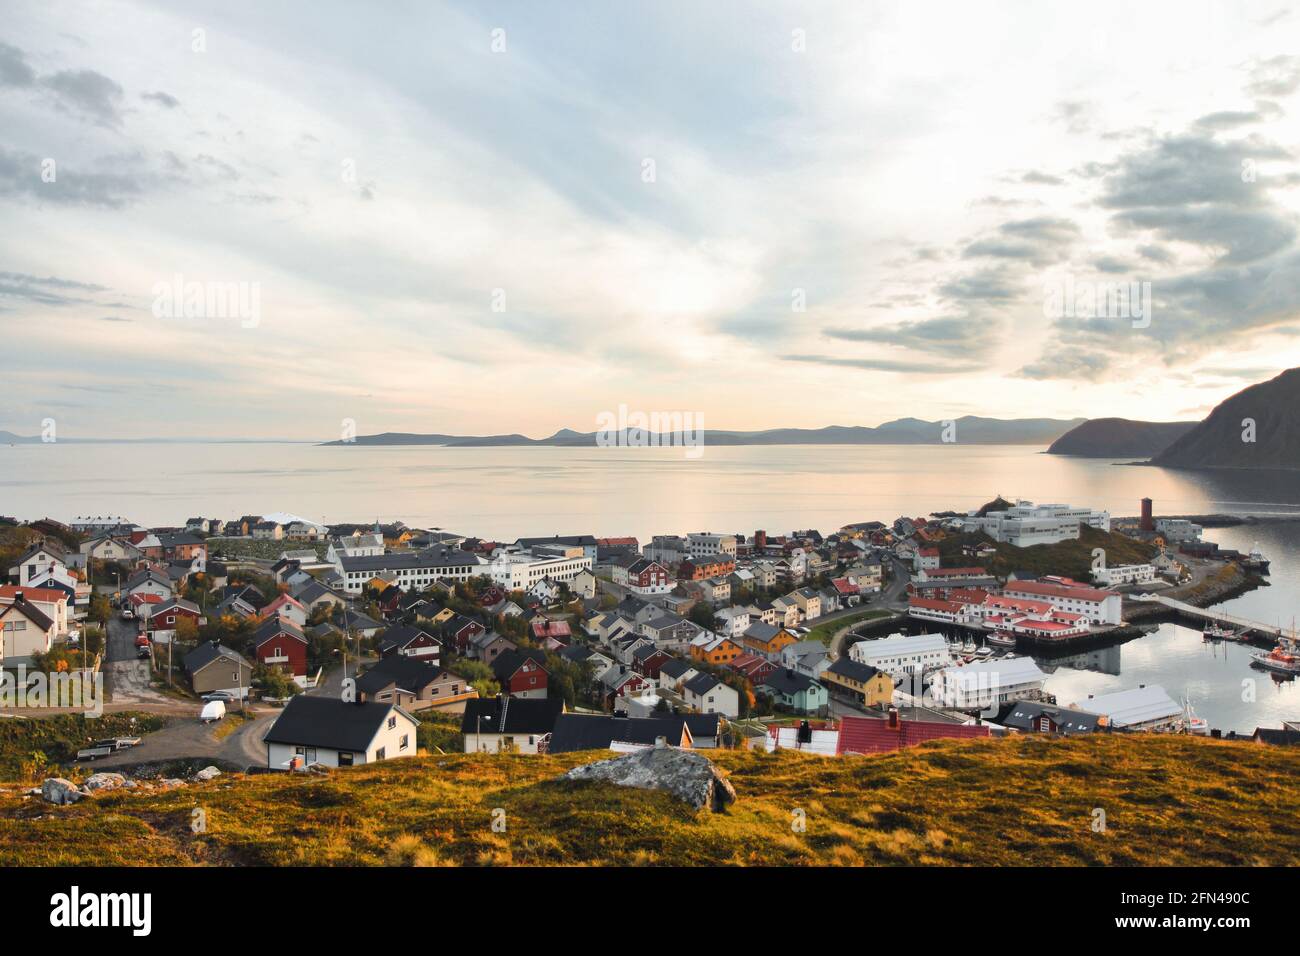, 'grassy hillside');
2,734,1297,866
938,526,1157,580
